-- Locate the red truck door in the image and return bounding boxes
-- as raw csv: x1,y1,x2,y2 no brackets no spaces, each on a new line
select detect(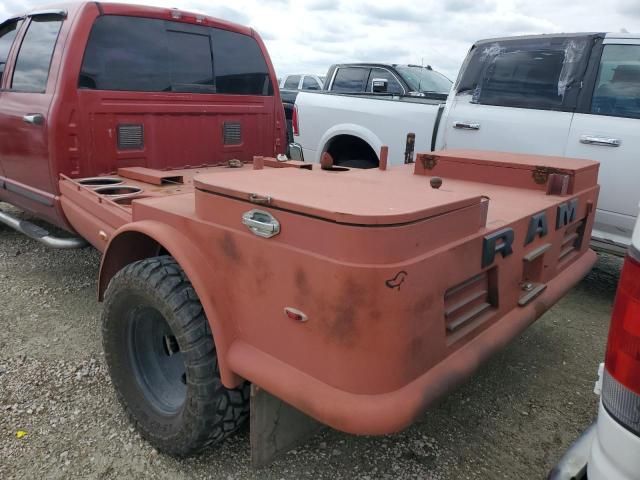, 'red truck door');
0,12,65,206
0,18,25,179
